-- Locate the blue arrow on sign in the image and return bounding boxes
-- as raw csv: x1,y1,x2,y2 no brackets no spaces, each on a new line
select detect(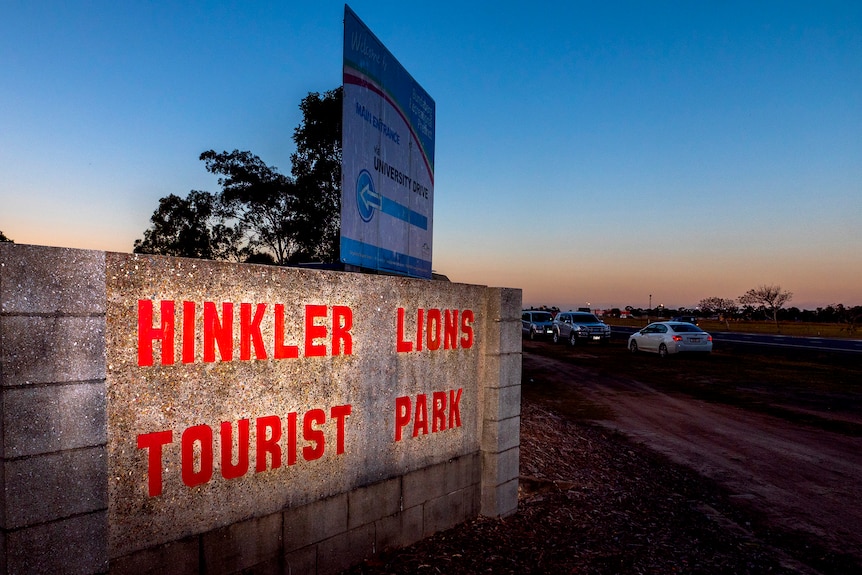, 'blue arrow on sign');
355,170,428,230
